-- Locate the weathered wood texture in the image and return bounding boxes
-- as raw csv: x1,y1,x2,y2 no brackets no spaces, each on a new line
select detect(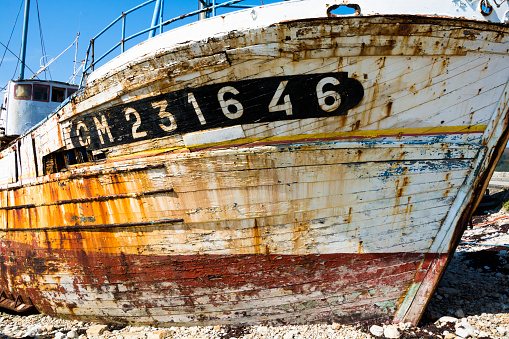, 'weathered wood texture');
0,240,446,325
0,13,508,327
